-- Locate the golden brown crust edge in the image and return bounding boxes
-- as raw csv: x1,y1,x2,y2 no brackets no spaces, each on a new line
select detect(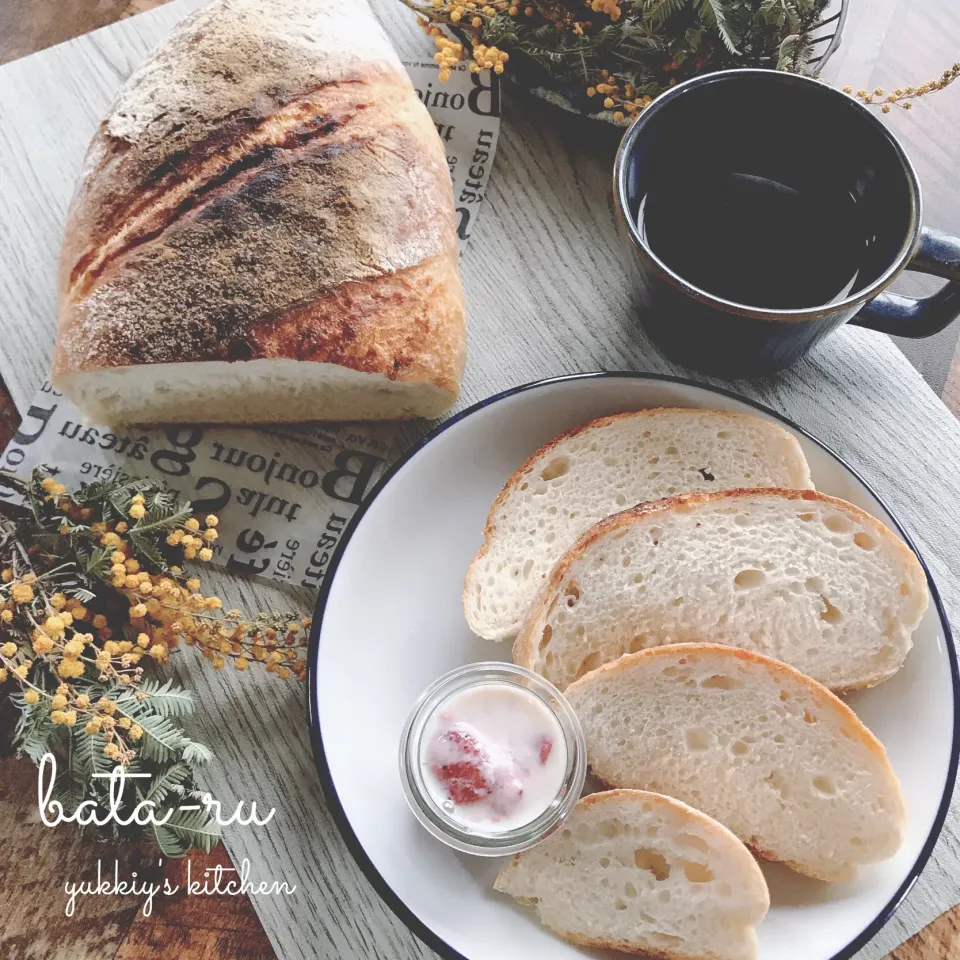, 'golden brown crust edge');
462,409,812,638
534,927,748,960
55,251,465,406
512,487,927,681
